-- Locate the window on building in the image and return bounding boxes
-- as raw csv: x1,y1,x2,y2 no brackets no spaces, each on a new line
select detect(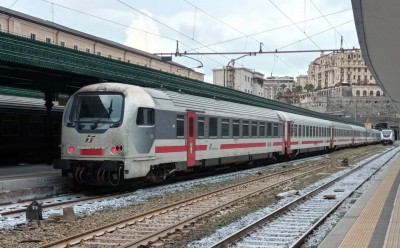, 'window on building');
30,33,36,40
356,90,360,96
370,91,374,96
0,24,2,31
86,48,90,53
46,38,51,43
209,117,218,138
73,45,78,50
118,57,121,61
108,55,112,58
377,91,381,96
197,116,205,138
60,41,65,47
363,90,367,96
97,52,101,56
